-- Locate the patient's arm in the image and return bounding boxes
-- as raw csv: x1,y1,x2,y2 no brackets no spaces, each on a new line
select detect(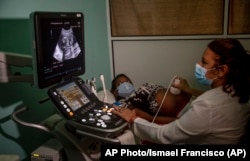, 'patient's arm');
133,108,176,124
